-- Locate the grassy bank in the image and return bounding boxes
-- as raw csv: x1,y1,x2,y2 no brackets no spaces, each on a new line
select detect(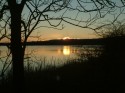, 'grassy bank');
0,54,125,93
